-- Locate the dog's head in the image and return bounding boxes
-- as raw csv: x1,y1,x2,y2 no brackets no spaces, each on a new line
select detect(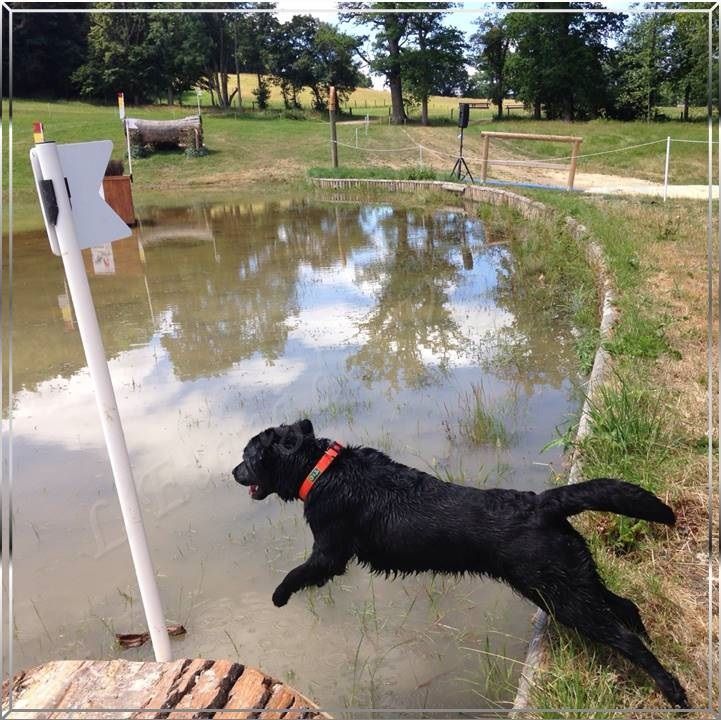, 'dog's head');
232,419,316,501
